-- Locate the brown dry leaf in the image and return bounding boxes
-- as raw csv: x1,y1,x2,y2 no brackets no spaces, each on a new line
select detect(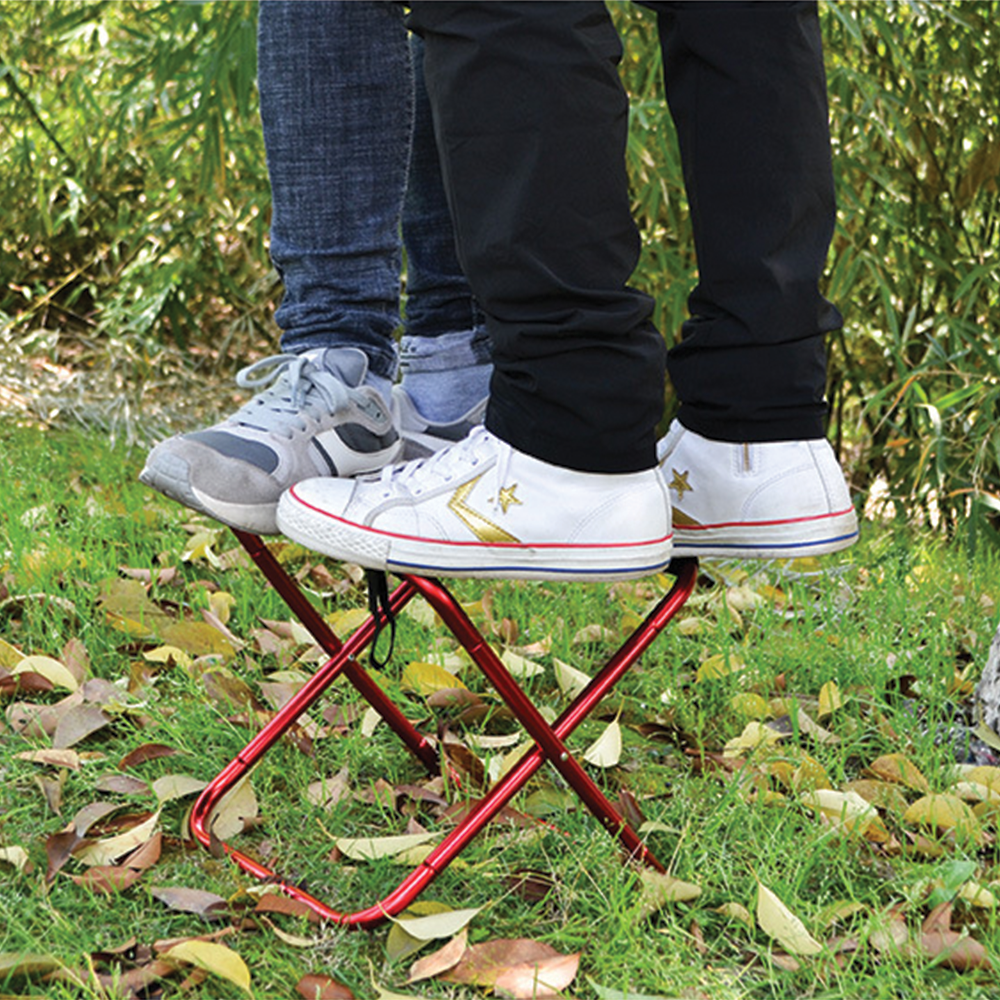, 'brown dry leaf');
254,892,323,925
207,775,258,841
407,929,469,984
119,743,182,770
95,773,150,796
61,637,90,686
75,809,160,866
906,903,993,970
151,886,229,921
867,753,931,793
35,771,66,814
305,768,352,810
494,951,580,999
53,704,111,749
442,939,569,989
68,864,146,894
296,973,356,999
16,748,82,769
202,669,263,711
